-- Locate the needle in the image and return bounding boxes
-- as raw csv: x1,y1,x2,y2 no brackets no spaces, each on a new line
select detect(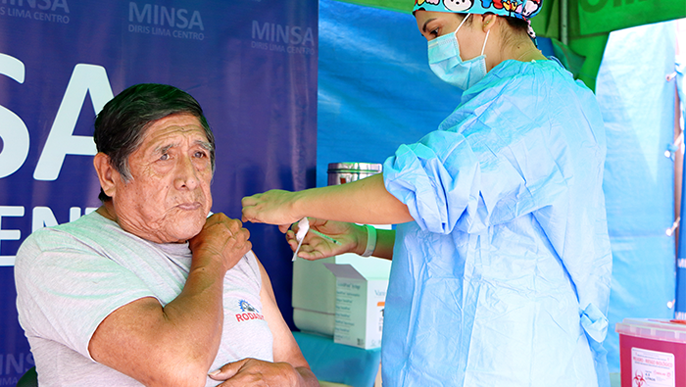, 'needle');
309,229,341,245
